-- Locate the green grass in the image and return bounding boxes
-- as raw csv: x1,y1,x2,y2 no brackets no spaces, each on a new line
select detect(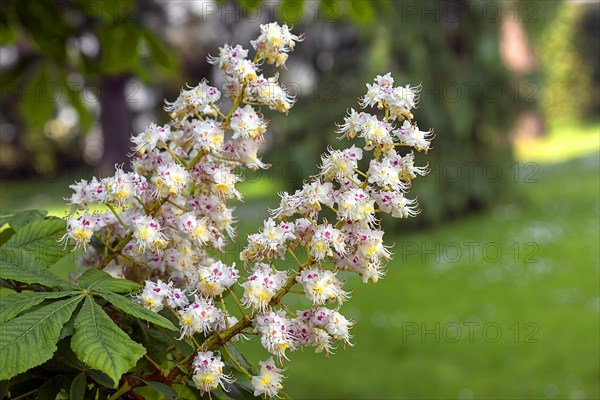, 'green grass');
232,153,600,399
0,175,74,217
514,120,599,163
1,150,598,399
